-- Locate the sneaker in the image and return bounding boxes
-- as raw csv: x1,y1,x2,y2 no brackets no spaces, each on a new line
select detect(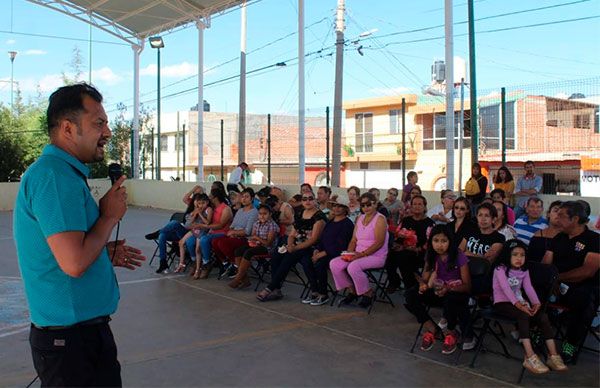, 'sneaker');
523,354,549,374
227,266,239,279
421,331,435,351
338,293,358,307
155,261,169,274
145,230,160,240
560,341,577,364
302,294,318,304
218,263,231,278
442,331,458,355
546,354,568,372
310,295,330,306
438,318,448,330
462,337,476,351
